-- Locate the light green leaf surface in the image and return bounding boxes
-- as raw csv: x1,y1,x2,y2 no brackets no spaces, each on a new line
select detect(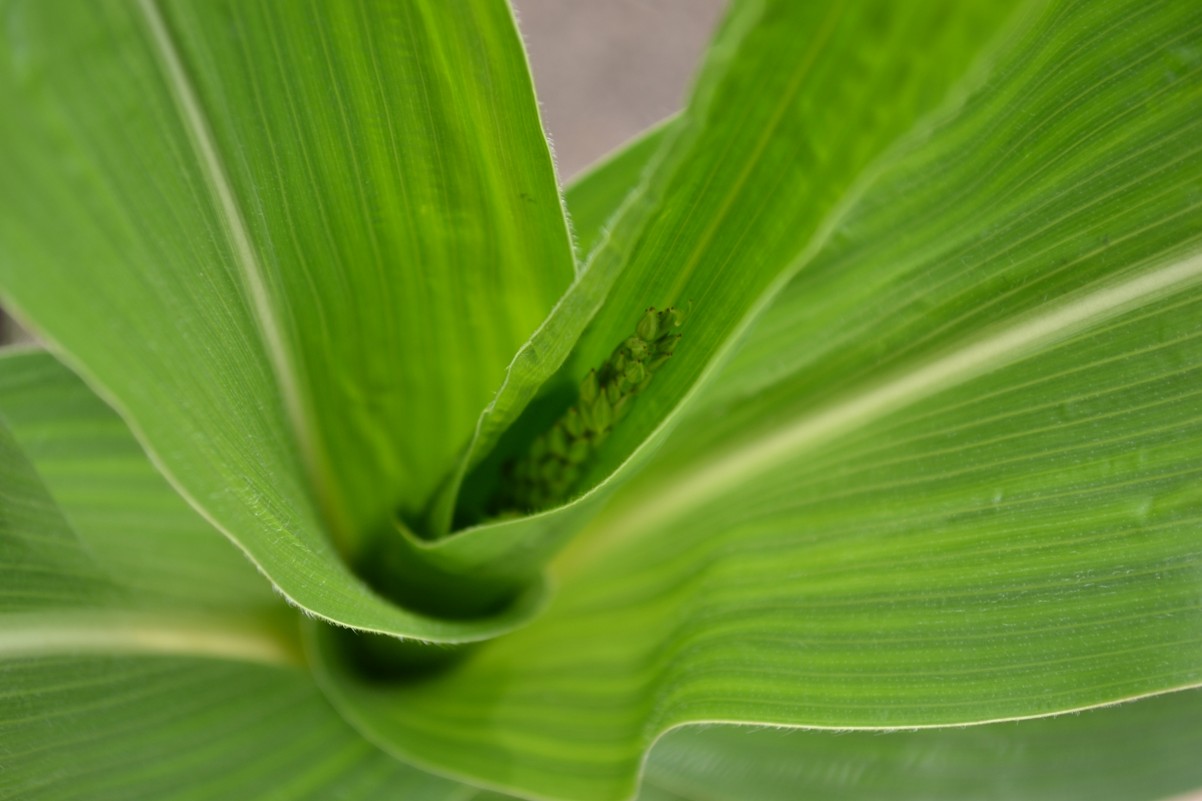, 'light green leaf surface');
0,0,568,638
0,352,470,800
418,0,1025,604
0,349,276,612
310,2,1202,800
647,689,1202,801
1,656,470,801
